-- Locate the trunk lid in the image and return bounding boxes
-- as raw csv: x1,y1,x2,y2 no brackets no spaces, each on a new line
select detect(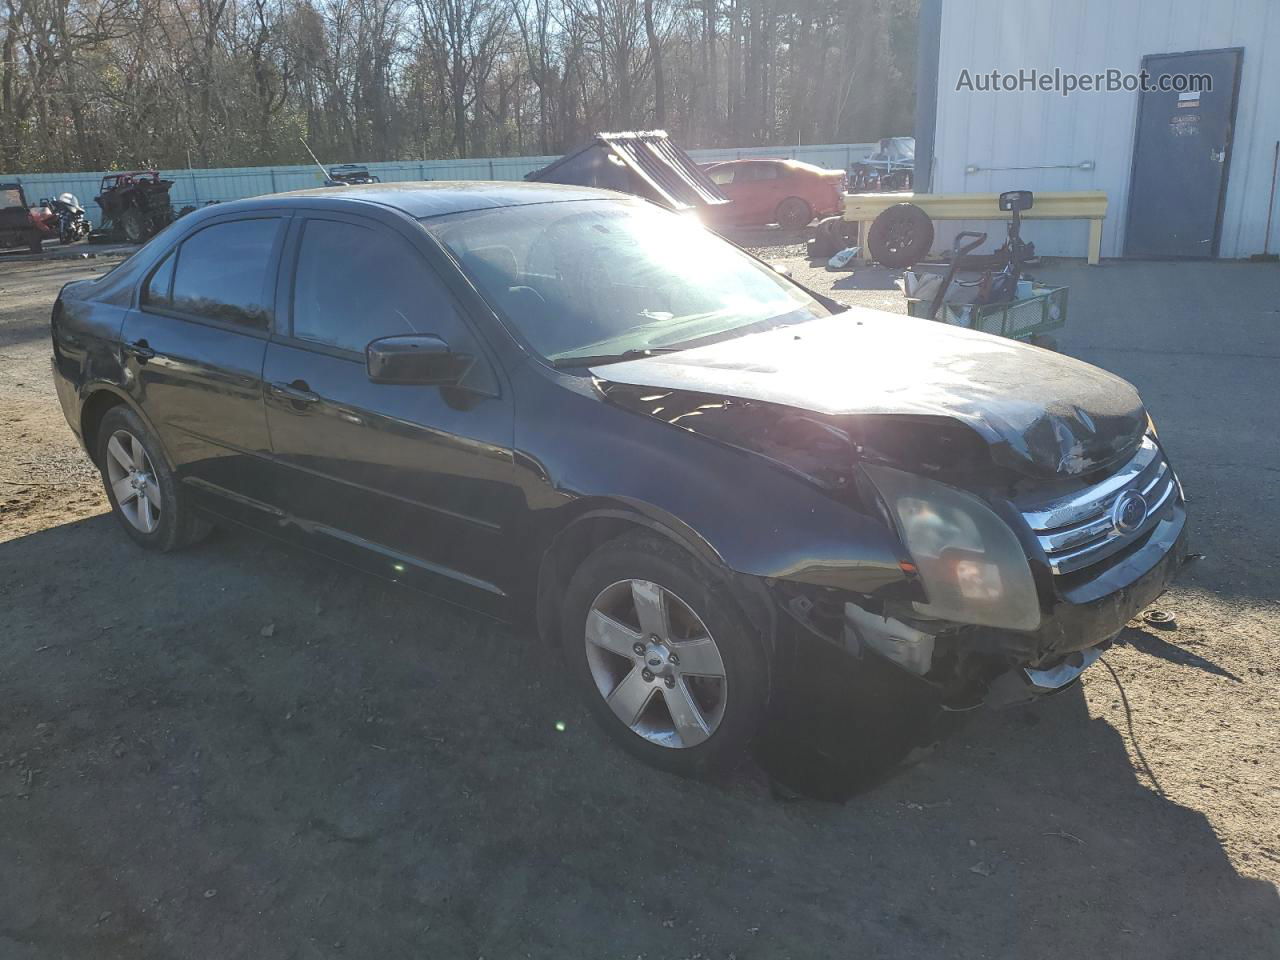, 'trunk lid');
590,309,1147,479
